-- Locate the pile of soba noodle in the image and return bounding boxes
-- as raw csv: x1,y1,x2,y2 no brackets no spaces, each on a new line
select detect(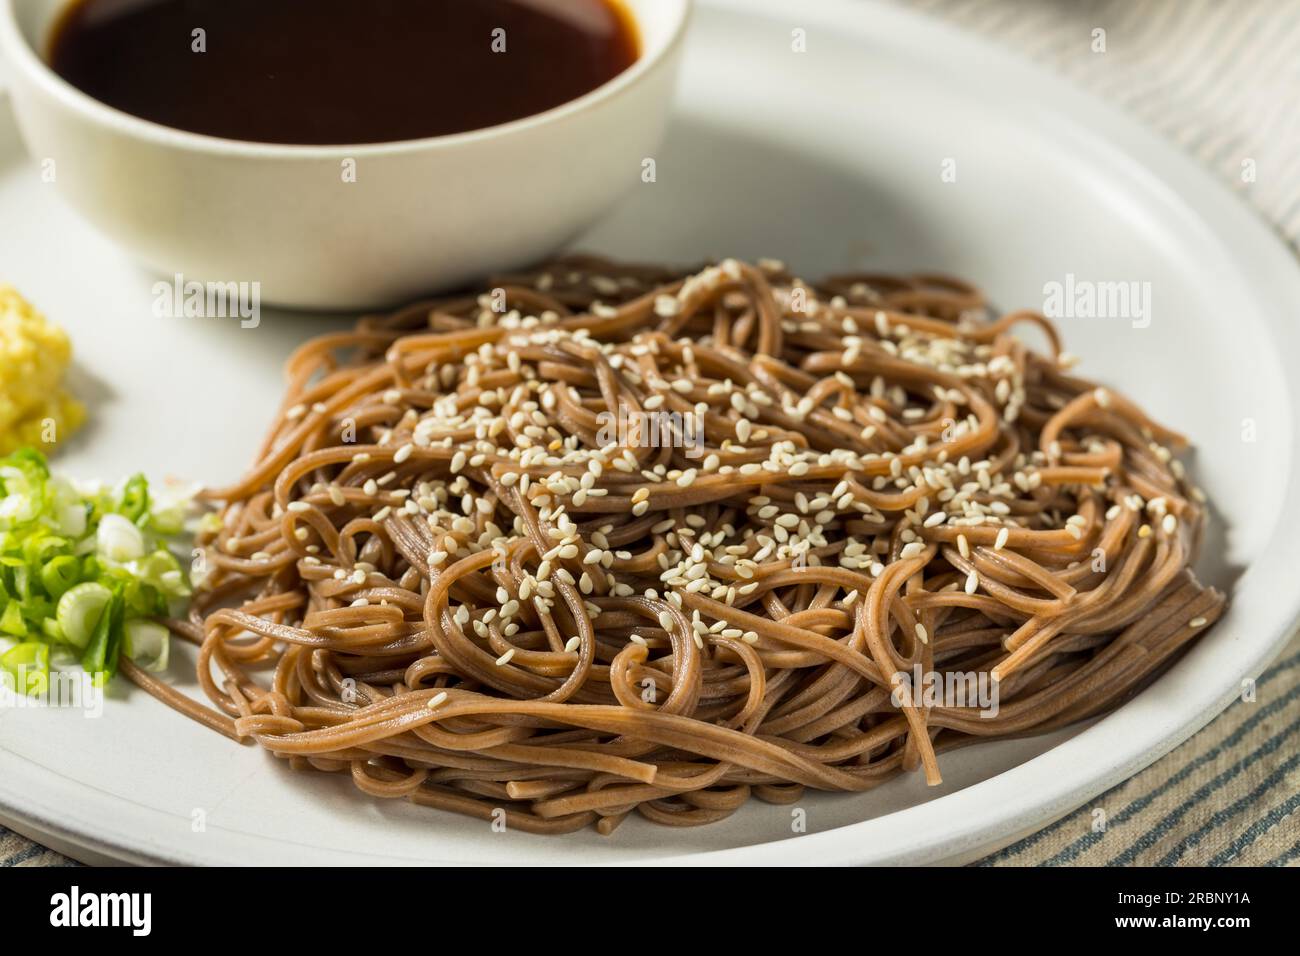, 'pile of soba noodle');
127,256,1226,834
